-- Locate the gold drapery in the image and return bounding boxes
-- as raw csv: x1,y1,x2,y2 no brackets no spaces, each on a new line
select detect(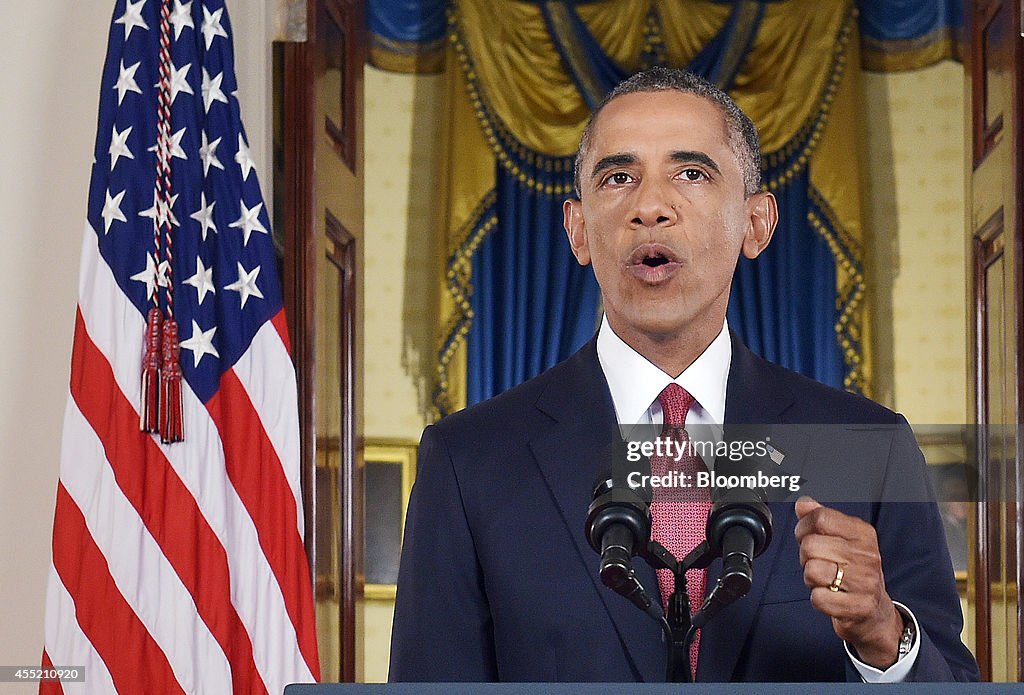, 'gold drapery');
434,0,872,414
